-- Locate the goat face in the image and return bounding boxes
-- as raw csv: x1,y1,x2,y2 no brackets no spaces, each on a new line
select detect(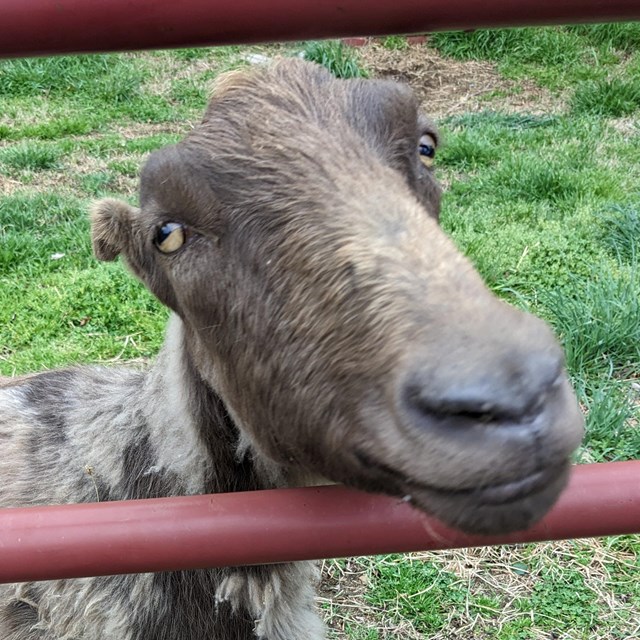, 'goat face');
92,59,583,535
